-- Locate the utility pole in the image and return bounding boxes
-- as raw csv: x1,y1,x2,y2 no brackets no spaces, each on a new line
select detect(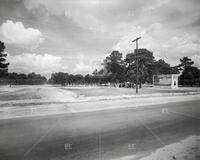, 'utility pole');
132,37,141,94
